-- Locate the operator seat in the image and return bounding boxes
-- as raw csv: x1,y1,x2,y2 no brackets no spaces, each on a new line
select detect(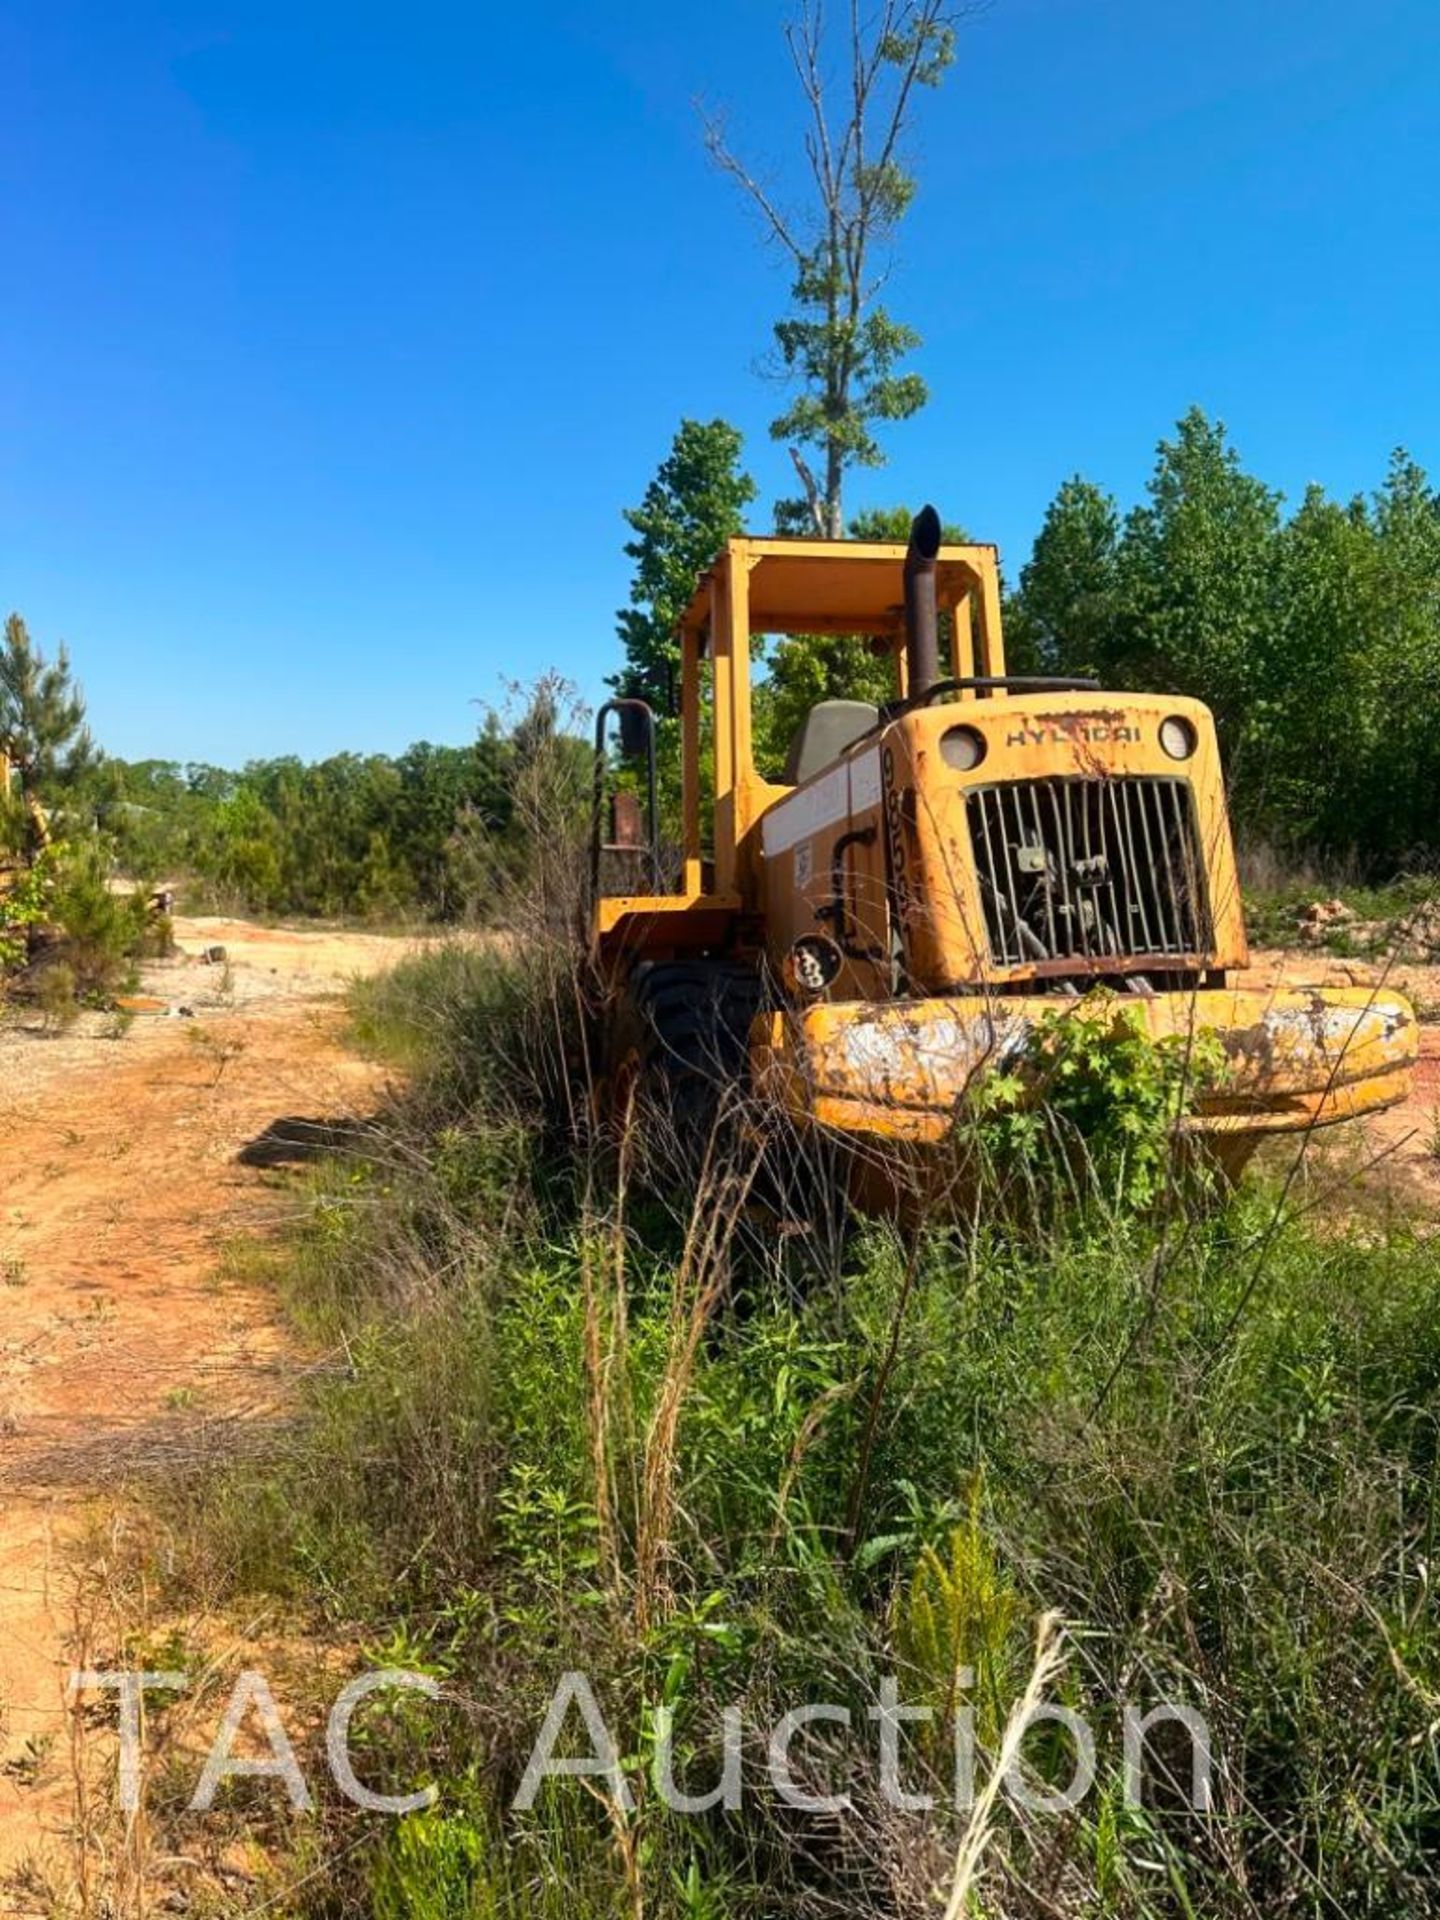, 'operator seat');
782,699,881,787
